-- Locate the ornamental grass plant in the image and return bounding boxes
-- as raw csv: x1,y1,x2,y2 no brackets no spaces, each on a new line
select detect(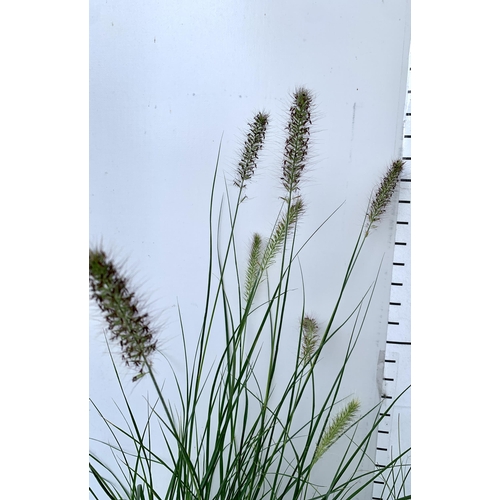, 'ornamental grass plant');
89,88,410,500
